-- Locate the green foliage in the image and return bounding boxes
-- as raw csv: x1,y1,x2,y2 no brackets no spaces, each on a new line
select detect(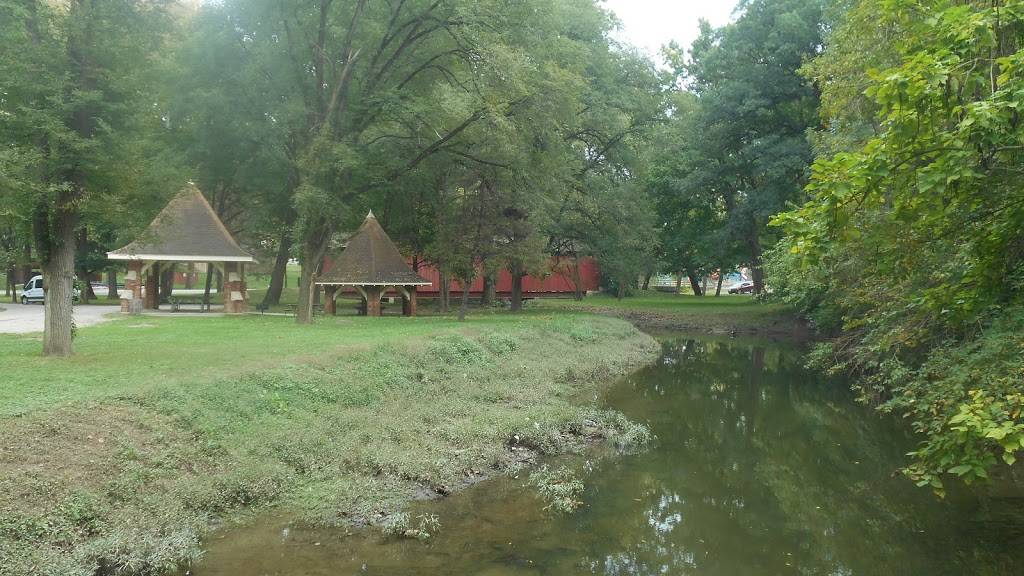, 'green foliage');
528,465,585,514
885,310,1024,495
589,409,654,453
773,0,1024,490
650,0,825,291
